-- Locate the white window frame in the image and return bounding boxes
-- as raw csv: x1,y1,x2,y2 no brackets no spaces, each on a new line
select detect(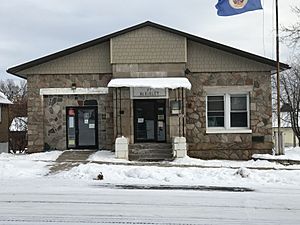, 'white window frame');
206,92,251,134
